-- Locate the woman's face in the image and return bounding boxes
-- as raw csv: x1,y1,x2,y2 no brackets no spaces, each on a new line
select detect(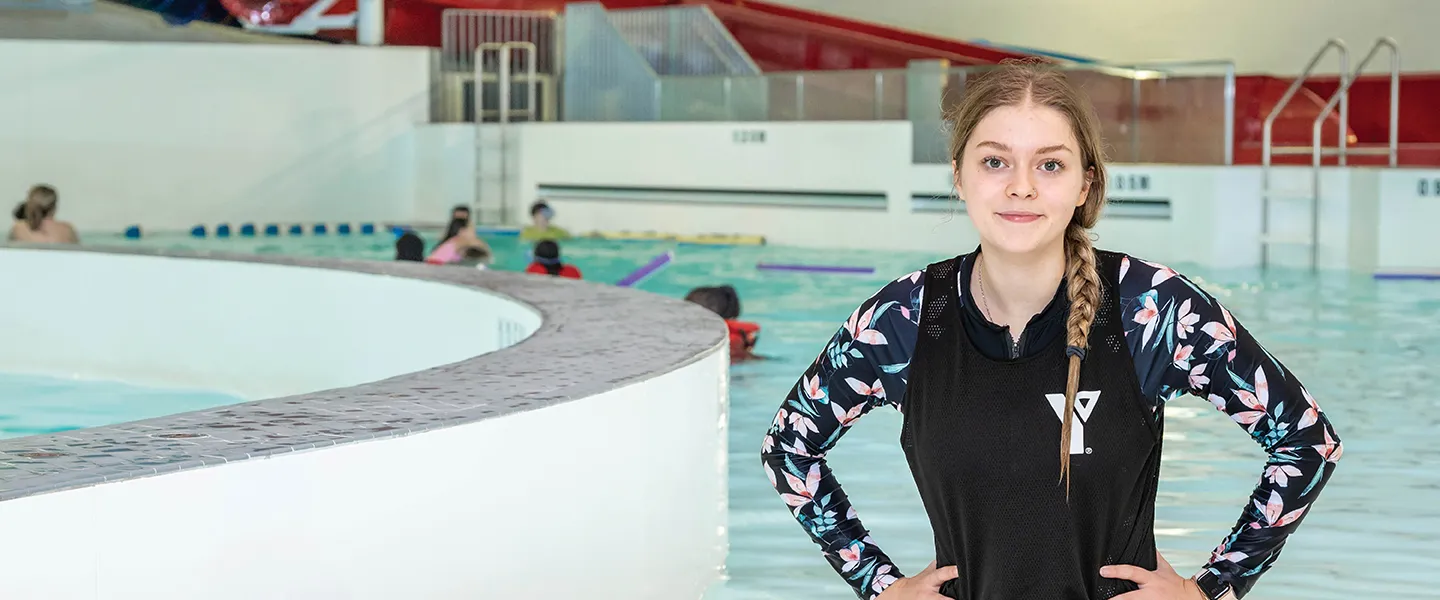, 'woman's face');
954,103,1090,258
